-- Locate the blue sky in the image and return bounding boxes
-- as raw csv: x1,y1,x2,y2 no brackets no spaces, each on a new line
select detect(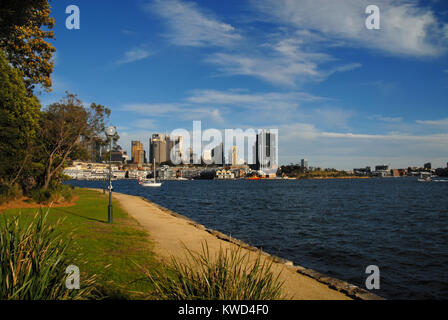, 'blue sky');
40,0,448,169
